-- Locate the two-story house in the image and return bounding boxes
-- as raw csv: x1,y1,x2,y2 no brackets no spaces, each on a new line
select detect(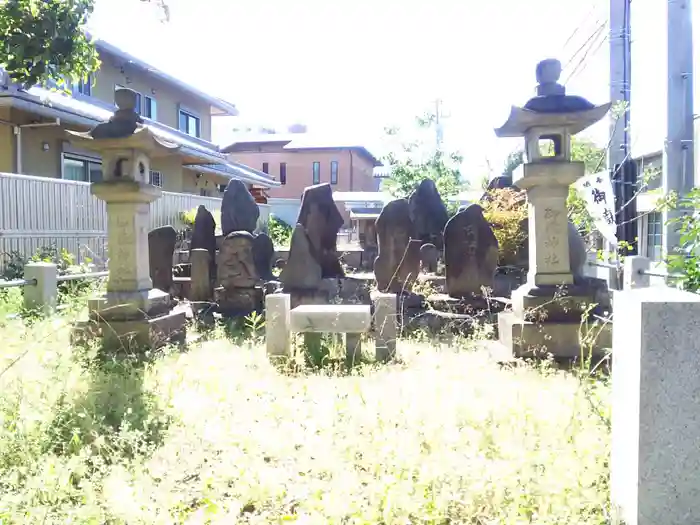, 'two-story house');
0,38,277,195
221,135,382,224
